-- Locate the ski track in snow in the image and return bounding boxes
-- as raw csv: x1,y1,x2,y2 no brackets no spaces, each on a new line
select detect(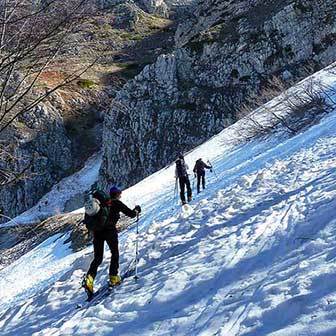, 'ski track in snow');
1,66,336,335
